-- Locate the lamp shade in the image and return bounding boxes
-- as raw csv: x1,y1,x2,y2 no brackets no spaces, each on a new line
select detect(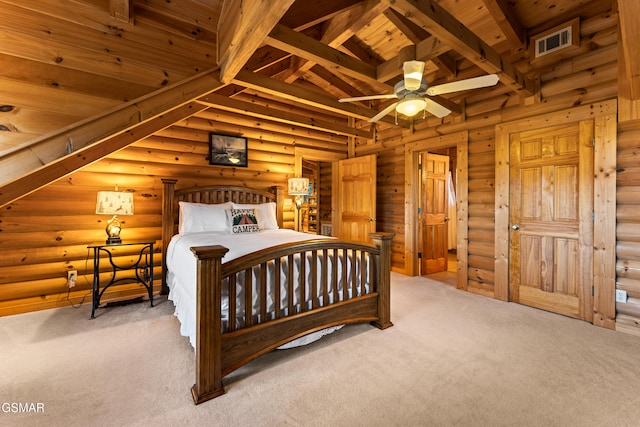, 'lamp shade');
396,96,427,117
288,177,310,196
96,191,134,216
403,60,425,91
